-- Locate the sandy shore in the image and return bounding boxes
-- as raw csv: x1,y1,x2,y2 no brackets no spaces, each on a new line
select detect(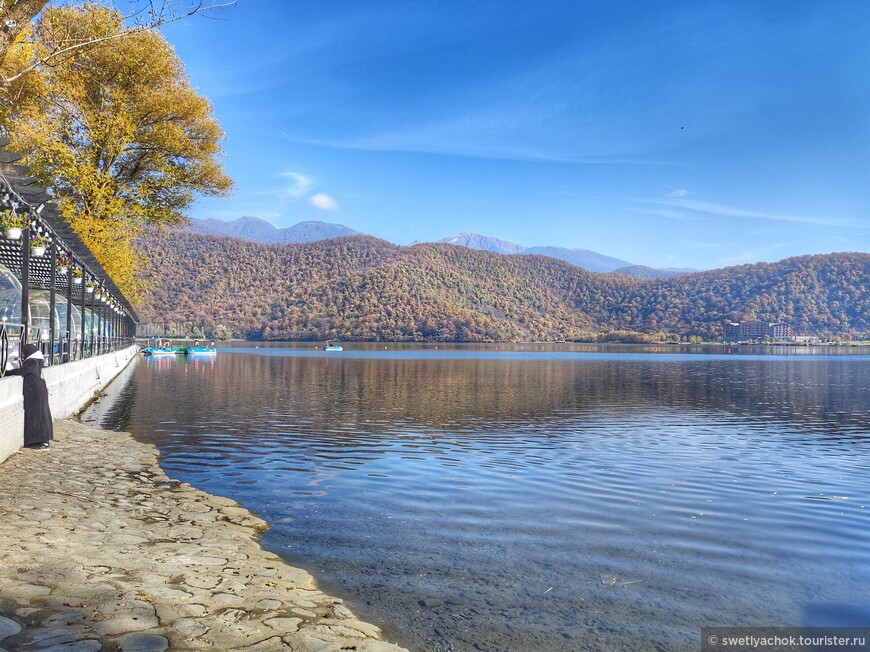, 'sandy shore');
0,419,409,651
